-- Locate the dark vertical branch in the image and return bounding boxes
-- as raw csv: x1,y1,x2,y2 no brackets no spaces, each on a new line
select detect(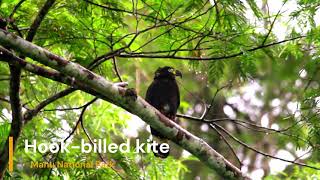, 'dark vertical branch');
0,65,23,178
8,65,23,146
0,0,56,177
